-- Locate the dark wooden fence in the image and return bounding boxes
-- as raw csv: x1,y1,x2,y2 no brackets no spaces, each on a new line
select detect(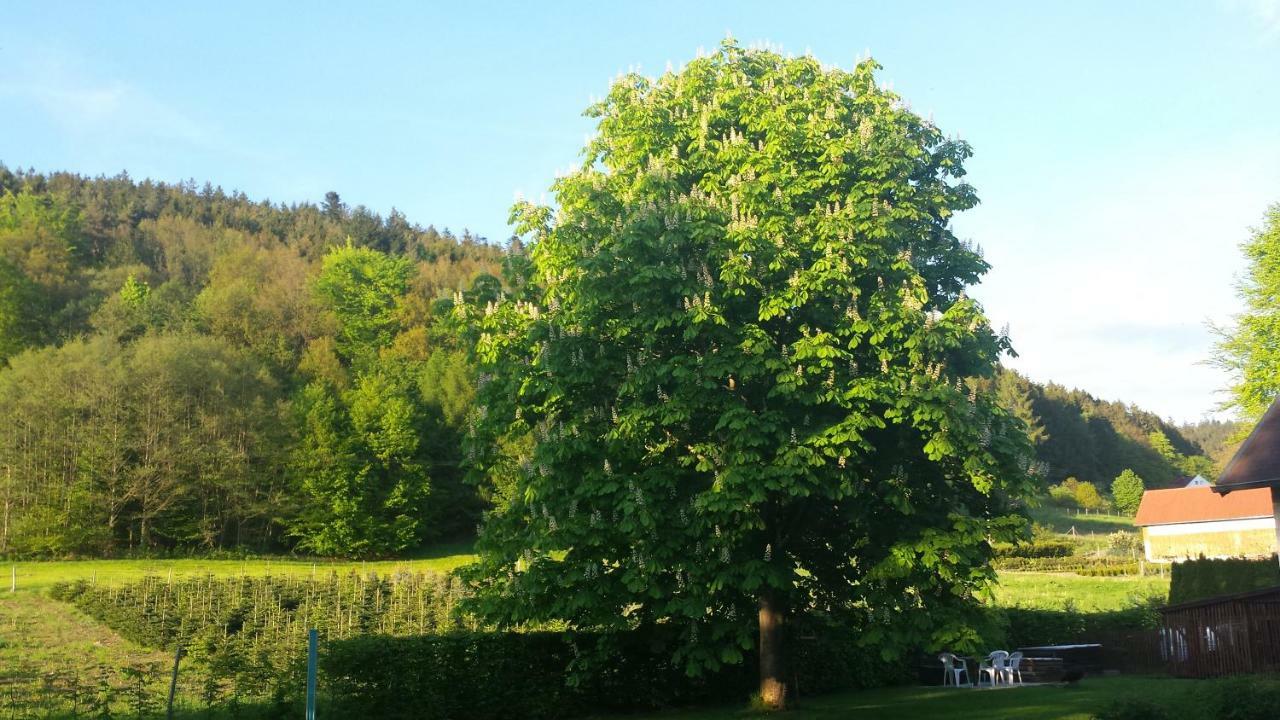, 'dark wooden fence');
1097,631,1167,674
1160,586,1280,678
